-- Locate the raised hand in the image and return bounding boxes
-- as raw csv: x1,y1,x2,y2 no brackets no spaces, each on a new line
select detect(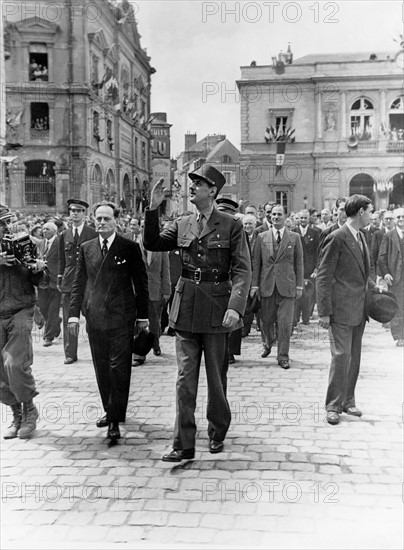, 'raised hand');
150,178,168,210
